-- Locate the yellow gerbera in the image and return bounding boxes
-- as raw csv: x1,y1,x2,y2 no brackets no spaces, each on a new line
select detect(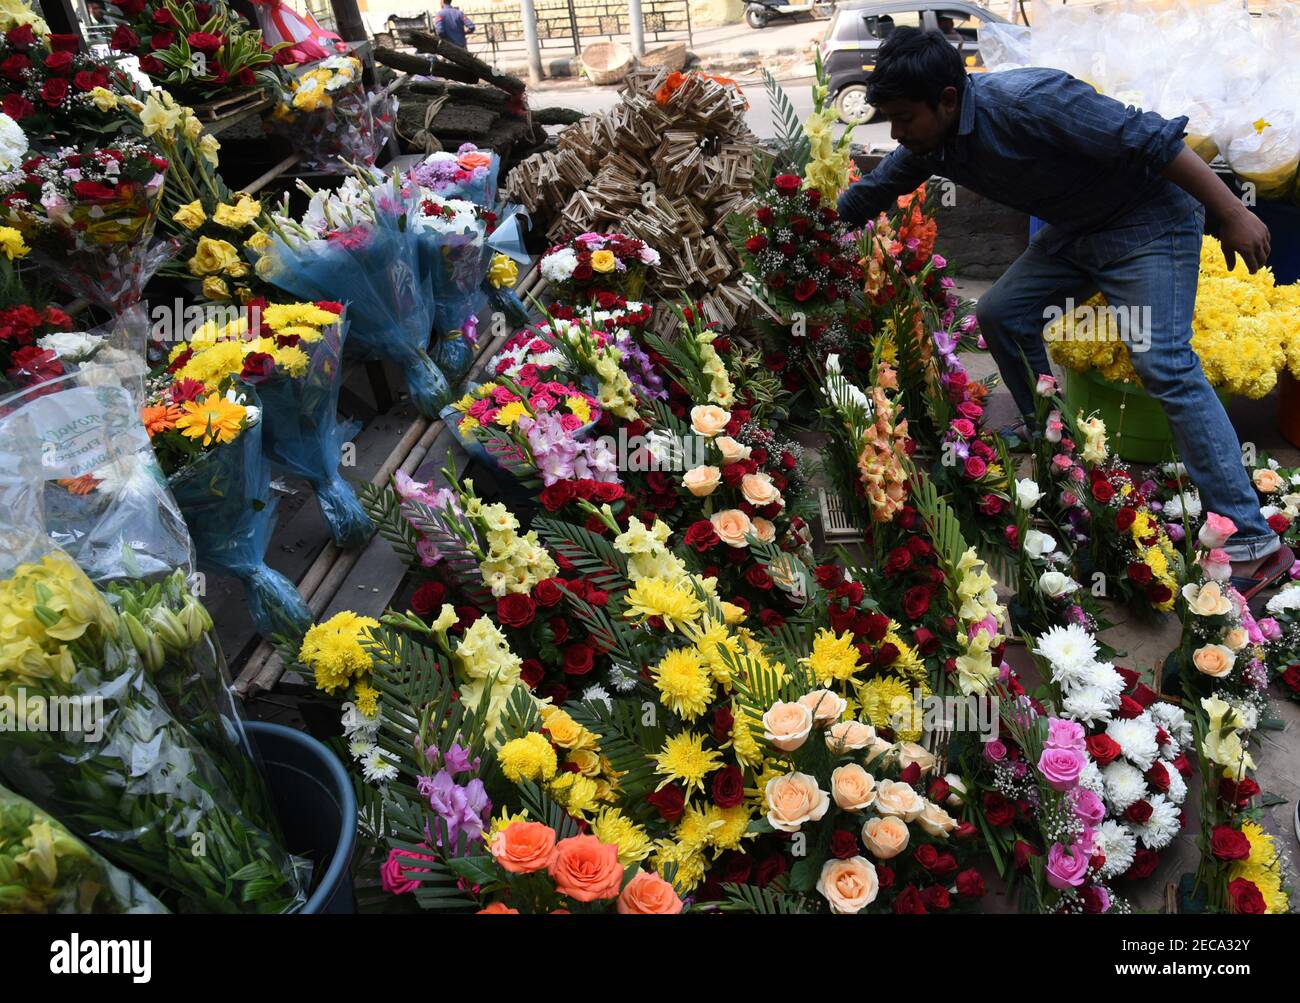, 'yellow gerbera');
174,395,248,446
